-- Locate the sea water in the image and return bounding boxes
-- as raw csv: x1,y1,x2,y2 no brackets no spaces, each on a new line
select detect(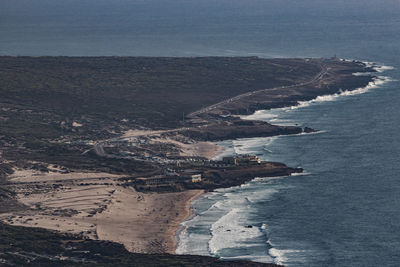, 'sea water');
1,0,400,266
